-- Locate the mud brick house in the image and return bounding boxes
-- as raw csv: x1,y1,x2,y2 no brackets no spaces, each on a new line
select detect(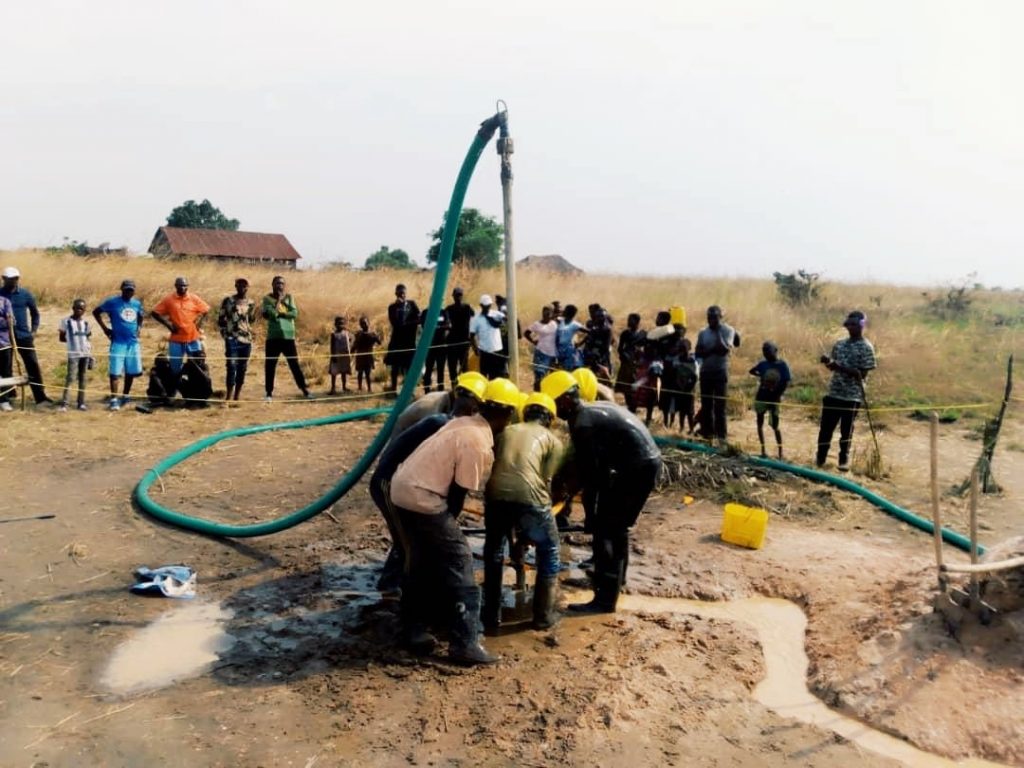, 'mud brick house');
148,227,301,269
